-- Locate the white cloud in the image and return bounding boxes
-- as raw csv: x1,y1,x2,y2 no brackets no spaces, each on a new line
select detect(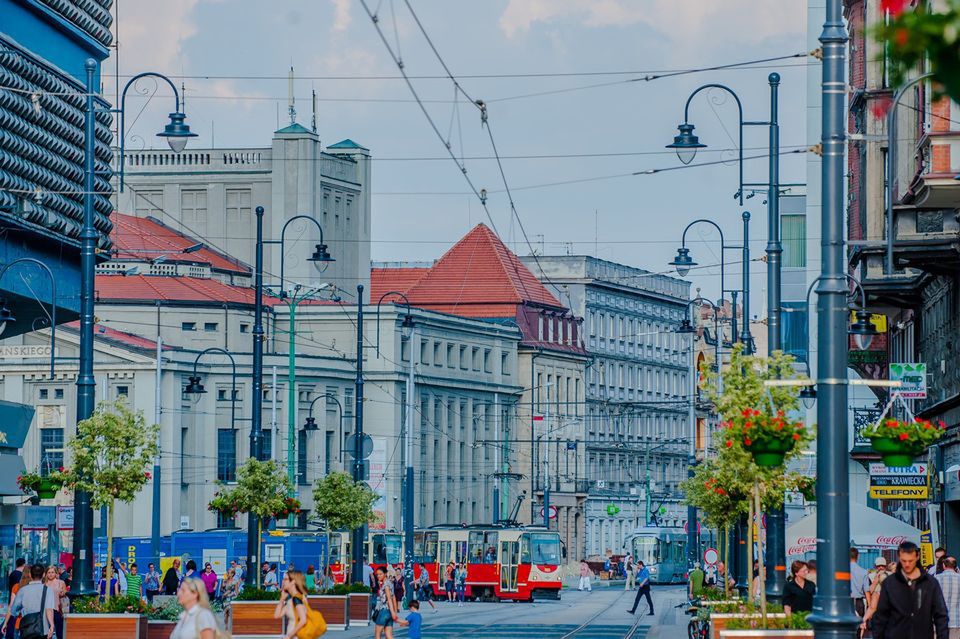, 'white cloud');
499,0,803,46
330,0,352,33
